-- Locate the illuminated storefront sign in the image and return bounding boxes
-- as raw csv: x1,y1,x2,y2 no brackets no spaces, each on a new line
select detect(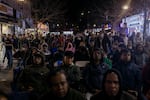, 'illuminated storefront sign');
122,13,144,34
0,3,13,16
